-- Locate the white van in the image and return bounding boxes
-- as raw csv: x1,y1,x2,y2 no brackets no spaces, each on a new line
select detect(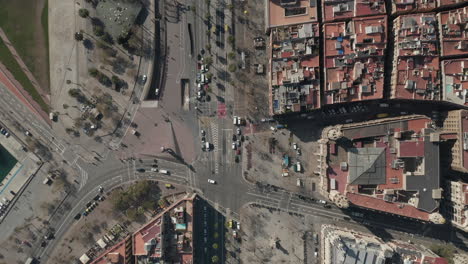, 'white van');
159,170,169,175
